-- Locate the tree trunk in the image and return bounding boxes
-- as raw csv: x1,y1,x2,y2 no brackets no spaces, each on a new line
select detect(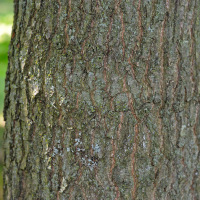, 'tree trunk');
4,0,200,199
